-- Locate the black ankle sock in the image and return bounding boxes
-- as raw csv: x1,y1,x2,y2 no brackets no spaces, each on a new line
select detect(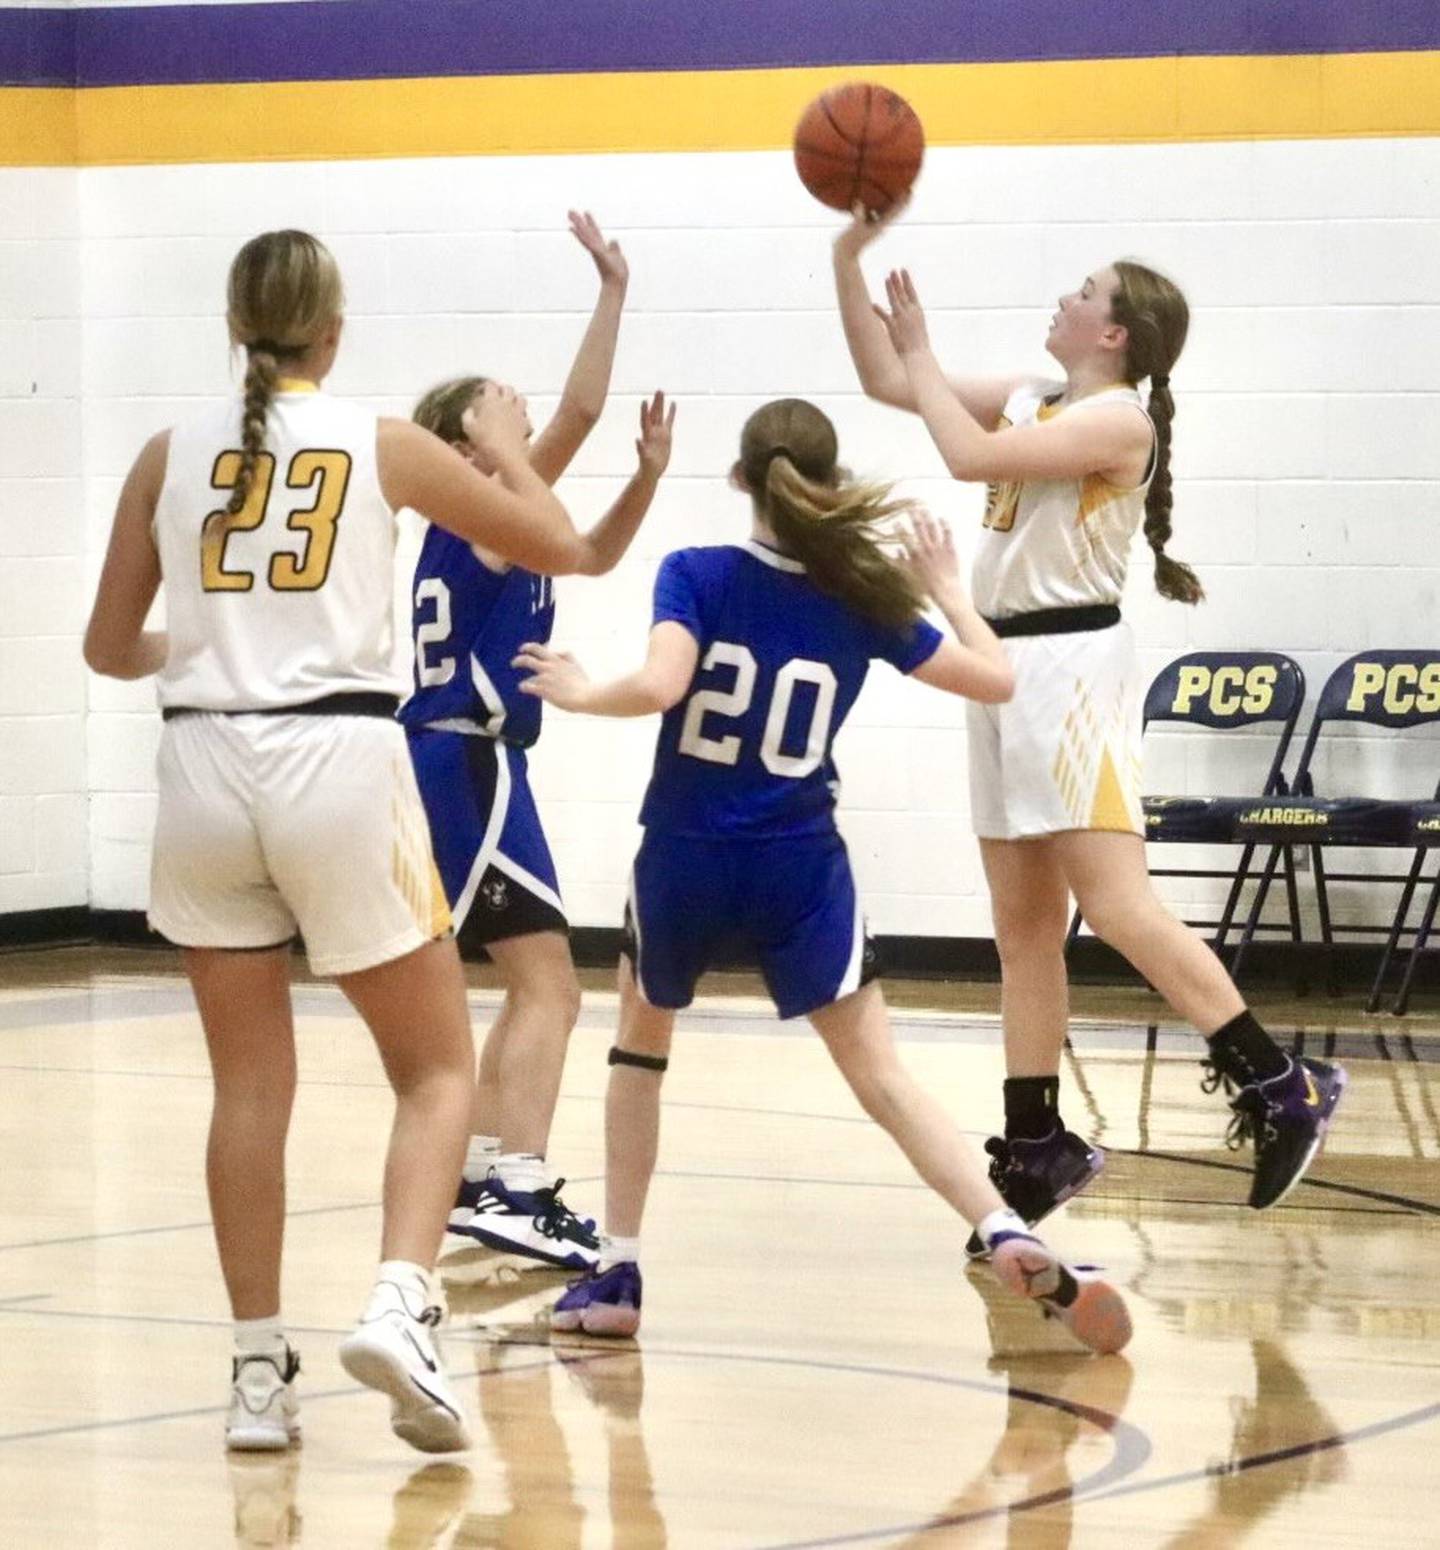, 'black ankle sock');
1003,1075,1062,1141
1206,1010,1289,1085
